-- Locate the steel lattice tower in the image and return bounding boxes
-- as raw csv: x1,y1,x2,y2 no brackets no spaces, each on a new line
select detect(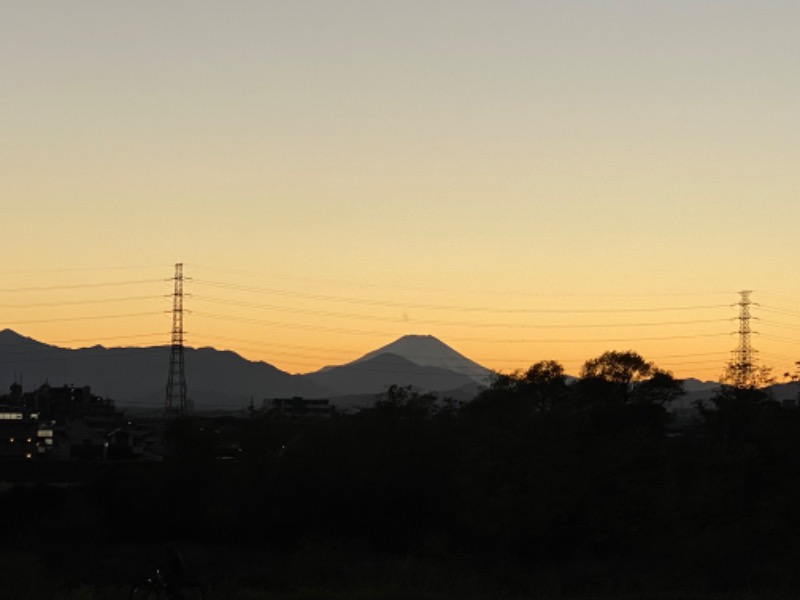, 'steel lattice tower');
165,263,188,418
729,290,756,388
